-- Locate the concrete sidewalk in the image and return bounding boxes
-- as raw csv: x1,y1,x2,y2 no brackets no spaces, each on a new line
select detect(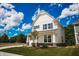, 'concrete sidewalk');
0,51,22,56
